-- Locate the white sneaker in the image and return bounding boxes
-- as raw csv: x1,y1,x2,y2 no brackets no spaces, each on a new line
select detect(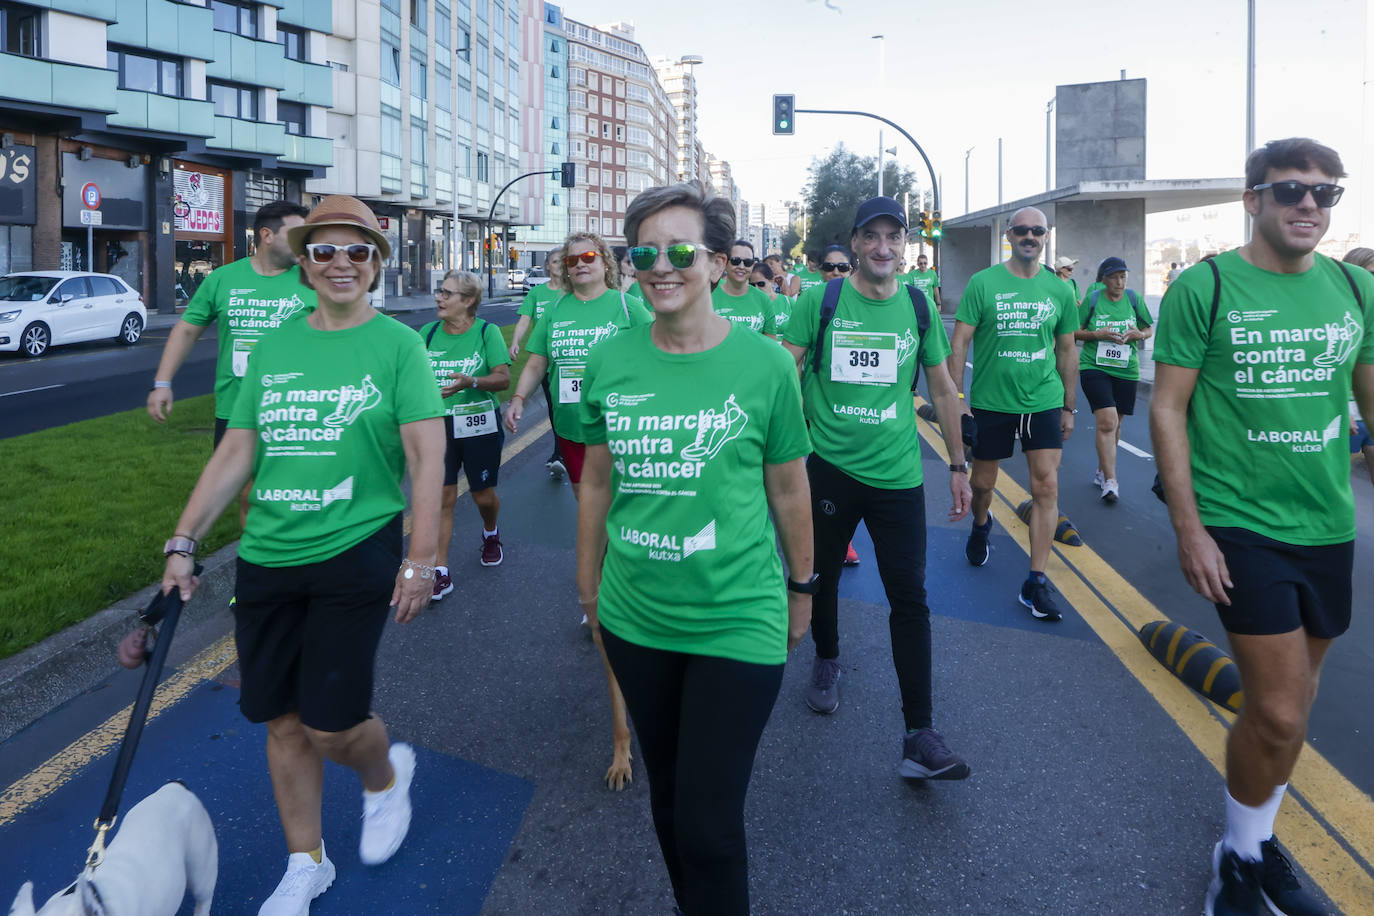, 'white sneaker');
1101,478,1120,503
360,743,416,865
258,844,335,916
1093,468,1104,489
